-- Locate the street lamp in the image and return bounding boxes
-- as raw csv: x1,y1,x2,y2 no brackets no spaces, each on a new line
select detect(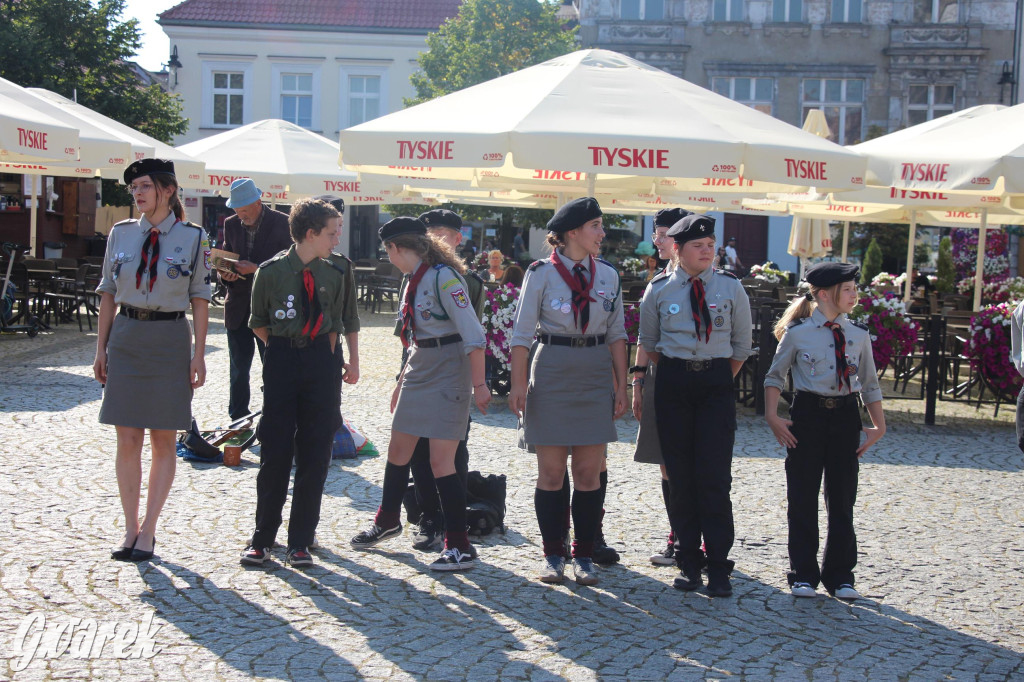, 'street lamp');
167,46,183,91
998,61,1015,104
